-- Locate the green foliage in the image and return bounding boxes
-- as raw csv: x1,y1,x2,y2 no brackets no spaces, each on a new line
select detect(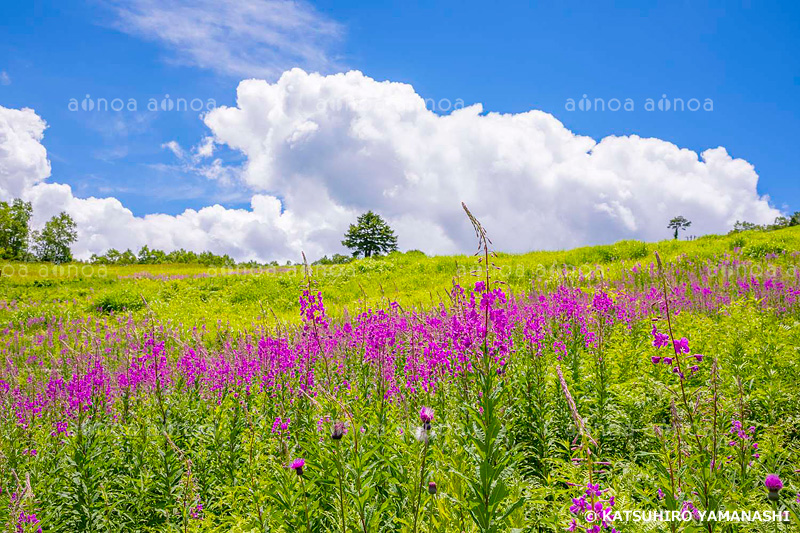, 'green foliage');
2,228,800,532
0,199,33,260
313,253,353,265
743,241,785,258
730,214,797,234
612,239,648,260
4,225,800,327
92,246,236,267
32,211,77,263
94,288,146,313
732,220,761,233
342,211,398,258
